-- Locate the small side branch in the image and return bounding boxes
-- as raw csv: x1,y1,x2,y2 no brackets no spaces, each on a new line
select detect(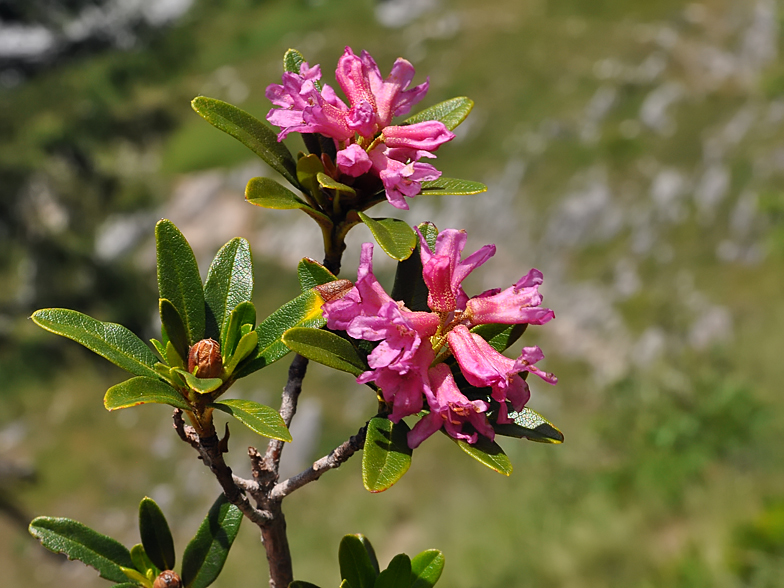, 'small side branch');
173,410,272,526
271,423,367,500
261,354,309,480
